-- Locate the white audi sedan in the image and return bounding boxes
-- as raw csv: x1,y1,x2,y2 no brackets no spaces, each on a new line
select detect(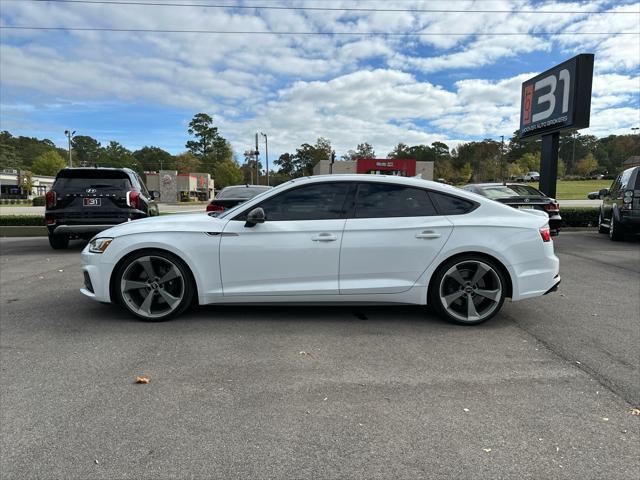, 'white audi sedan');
81,175,560,325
